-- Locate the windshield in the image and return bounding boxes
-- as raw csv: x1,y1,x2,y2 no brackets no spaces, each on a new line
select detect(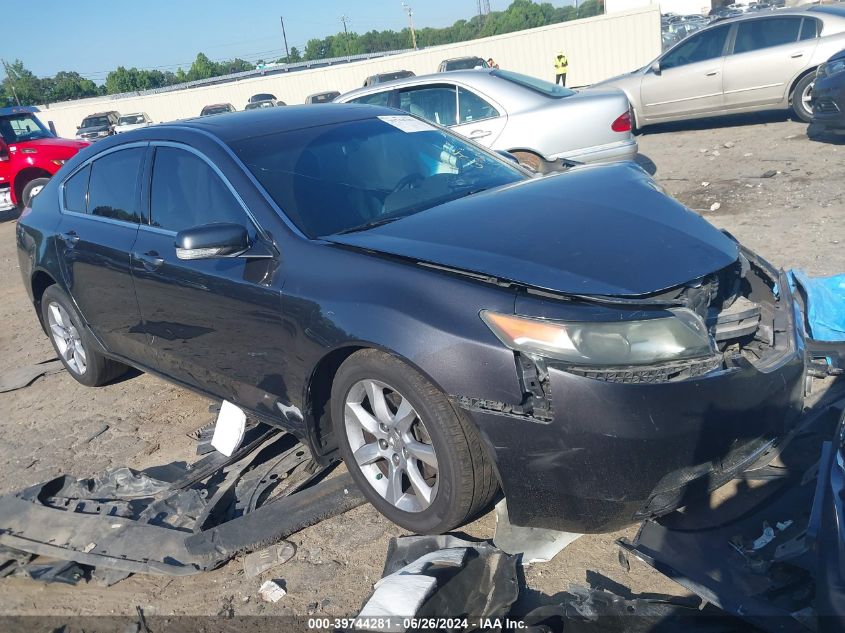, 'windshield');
231,115,526,238
448,58,488,70
202,106,231,115
491,69,575,98
81,116,110,128
118,114,146,125
0,113,54,142
245,101,274,110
